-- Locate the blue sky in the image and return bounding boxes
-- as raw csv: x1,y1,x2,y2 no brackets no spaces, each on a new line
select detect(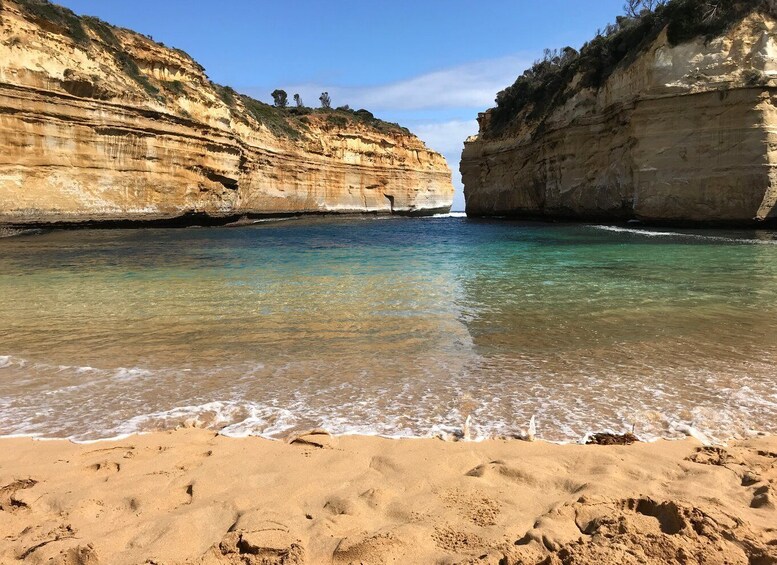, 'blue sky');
57,0,625,210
